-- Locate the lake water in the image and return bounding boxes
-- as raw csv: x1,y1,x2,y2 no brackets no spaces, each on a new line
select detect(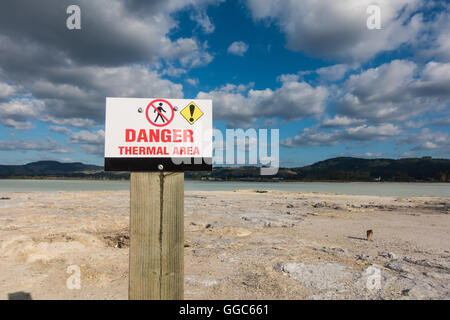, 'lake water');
0,179,448,197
